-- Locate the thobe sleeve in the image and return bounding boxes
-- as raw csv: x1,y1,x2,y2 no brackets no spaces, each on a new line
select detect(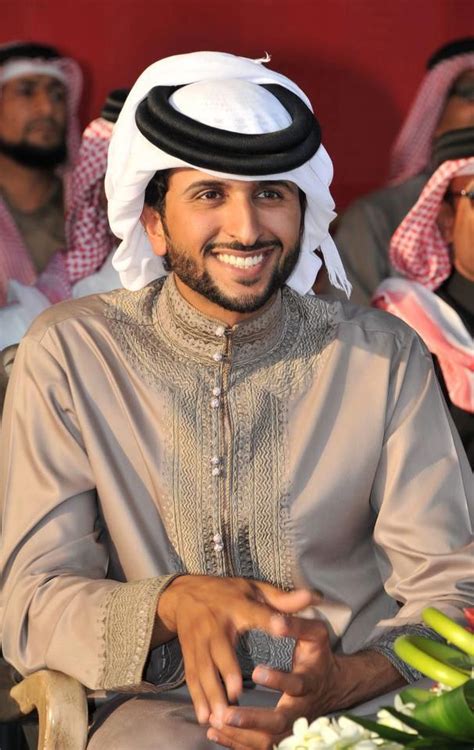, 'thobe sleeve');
0,334,177,690
367,332,473,643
